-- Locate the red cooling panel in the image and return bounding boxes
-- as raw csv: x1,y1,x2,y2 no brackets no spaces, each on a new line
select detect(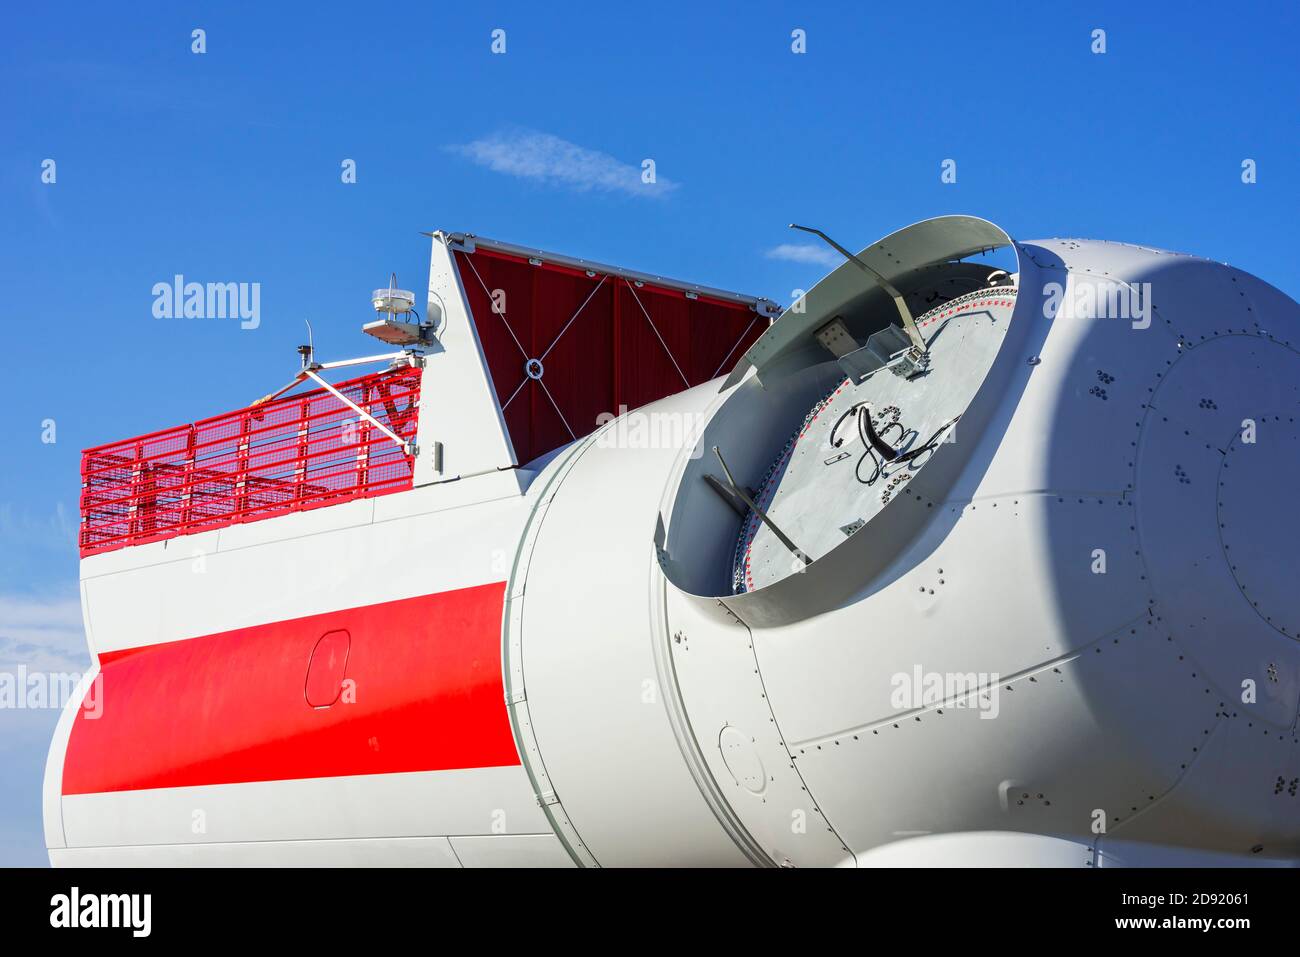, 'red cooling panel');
79,366,421,557
62,582,518,795
455,248,766,465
